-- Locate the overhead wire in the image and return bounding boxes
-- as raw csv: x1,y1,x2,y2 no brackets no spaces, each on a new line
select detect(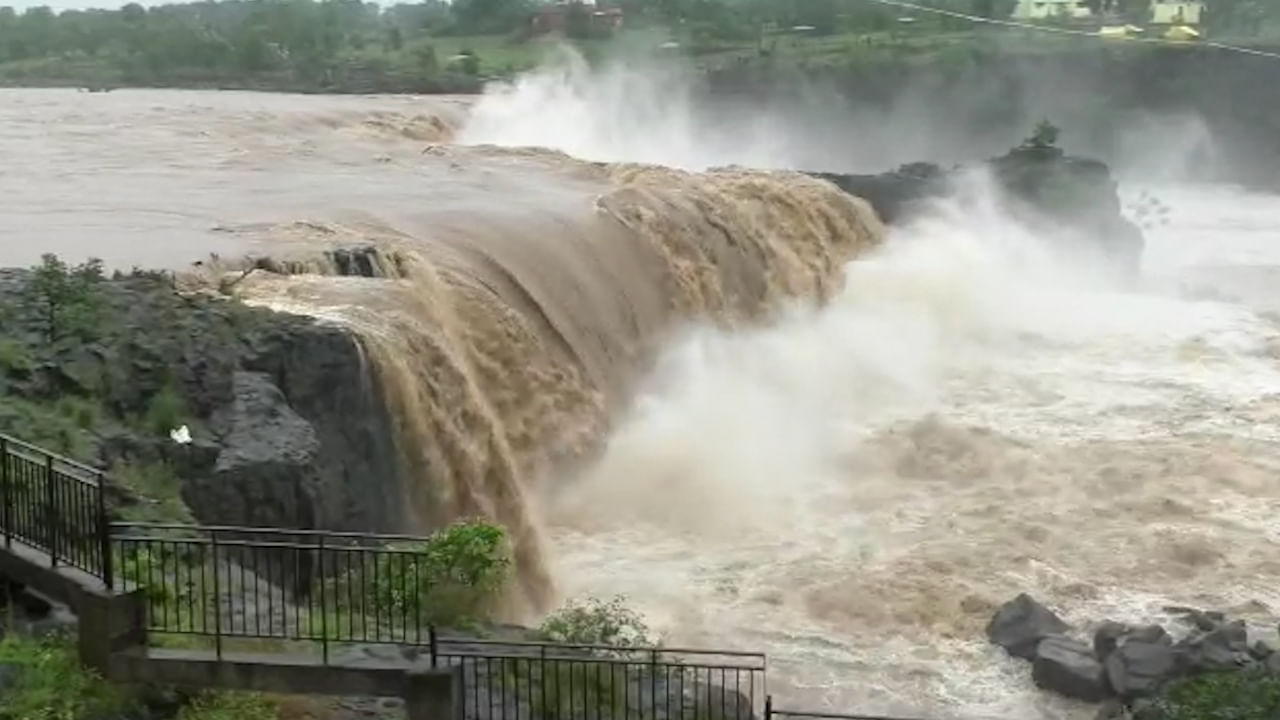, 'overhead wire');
846,0,1280,60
